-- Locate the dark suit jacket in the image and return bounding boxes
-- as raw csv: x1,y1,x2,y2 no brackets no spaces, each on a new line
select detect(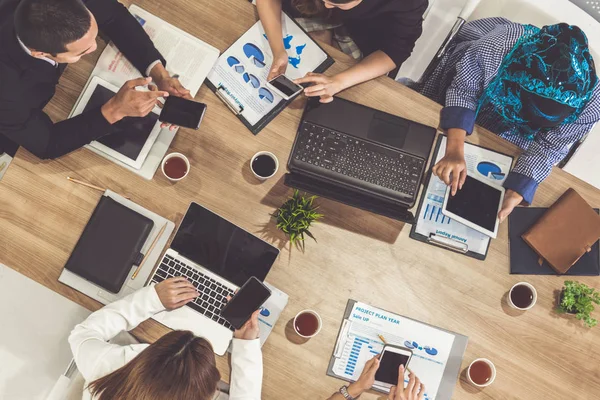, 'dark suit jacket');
0,0,165,159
